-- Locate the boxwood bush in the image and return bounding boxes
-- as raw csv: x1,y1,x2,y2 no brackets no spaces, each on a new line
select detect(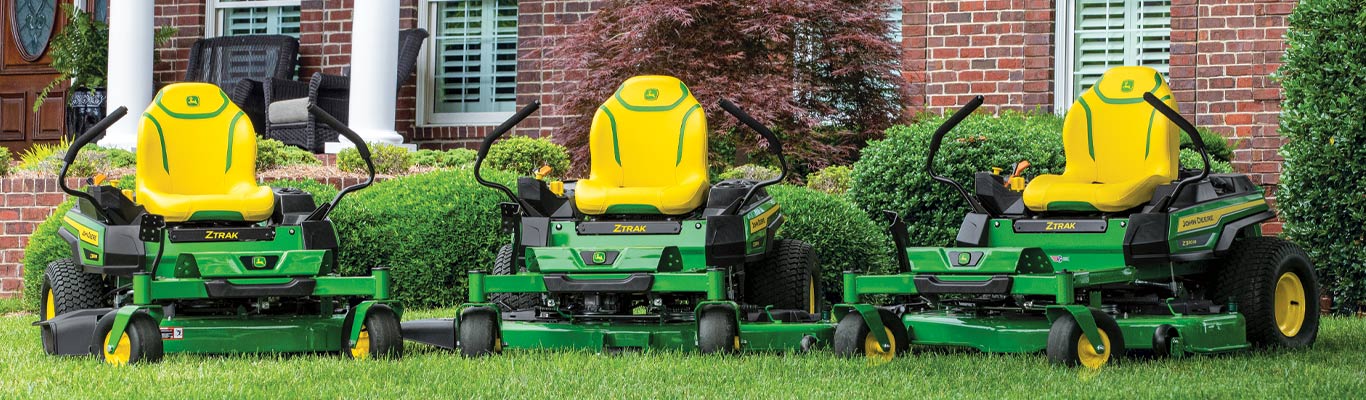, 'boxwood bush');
485,136,570,179
21,200,77,308
766,185,895,300
410,148,477,169
1277,0,1366,308
255,138,320,171
338,143,412,175
806,165,853,195
850,112,1067,246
